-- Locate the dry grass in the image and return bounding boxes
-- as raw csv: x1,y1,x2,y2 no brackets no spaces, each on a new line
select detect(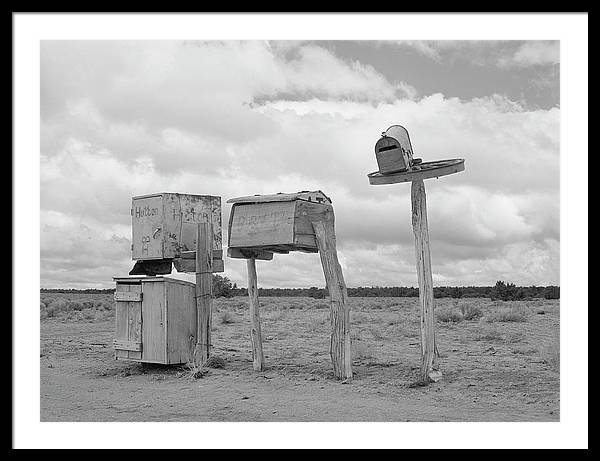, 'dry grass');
219,311,235,324
460,303,483,320
436,306,464,323
540,339,560,372
485,305,530,323
40,293,114,321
